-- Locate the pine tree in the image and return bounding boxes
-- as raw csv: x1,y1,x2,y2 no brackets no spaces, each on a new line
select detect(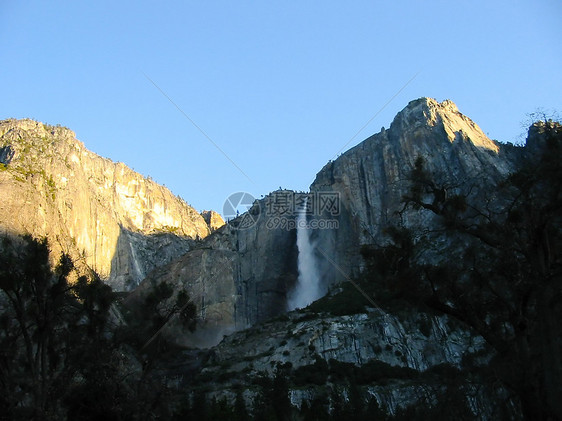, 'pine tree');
0,235,119,419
